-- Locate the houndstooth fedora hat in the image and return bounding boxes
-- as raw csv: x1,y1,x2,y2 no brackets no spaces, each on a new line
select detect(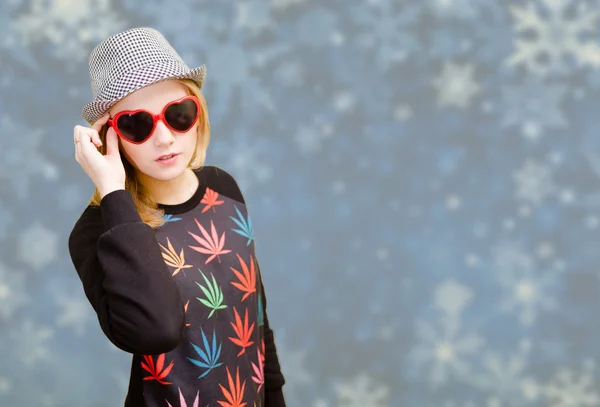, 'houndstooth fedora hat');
82,27,206,124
